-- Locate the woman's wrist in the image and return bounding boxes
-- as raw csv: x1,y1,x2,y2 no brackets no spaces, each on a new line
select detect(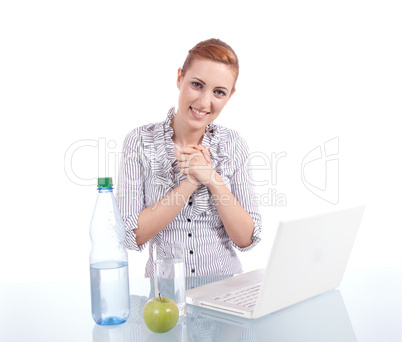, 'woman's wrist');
205,171,225,193
182,177,200,194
